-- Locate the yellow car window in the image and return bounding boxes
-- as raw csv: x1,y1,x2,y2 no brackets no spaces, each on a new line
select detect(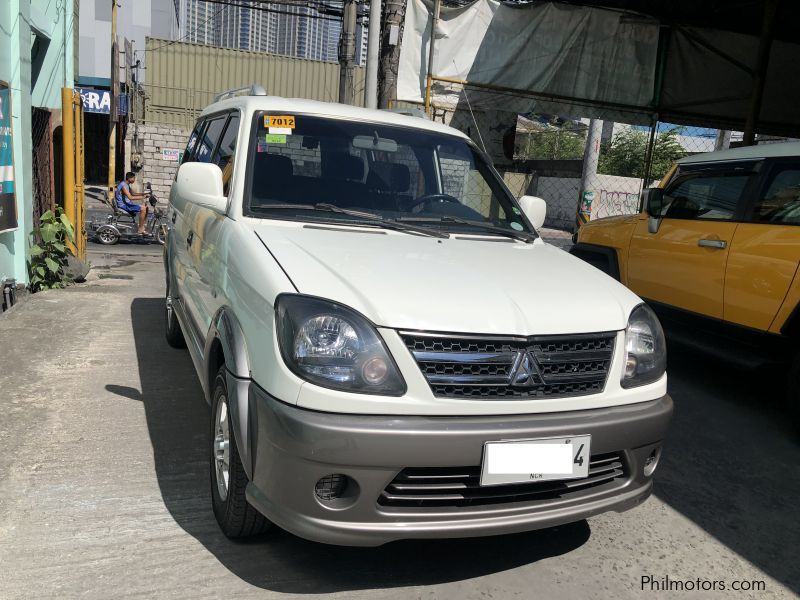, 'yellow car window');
753,167,800,224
